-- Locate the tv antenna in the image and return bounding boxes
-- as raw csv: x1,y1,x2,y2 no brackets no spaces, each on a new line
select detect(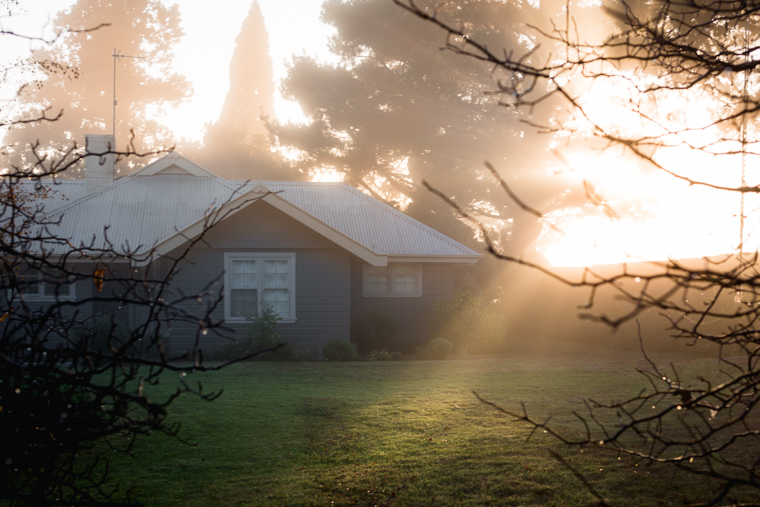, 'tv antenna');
112,49,146,138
